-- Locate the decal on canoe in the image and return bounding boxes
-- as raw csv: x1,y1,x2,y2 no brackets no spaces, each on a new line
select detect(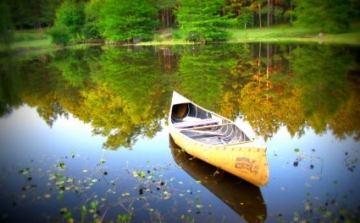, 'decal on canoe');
235,157,259,173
